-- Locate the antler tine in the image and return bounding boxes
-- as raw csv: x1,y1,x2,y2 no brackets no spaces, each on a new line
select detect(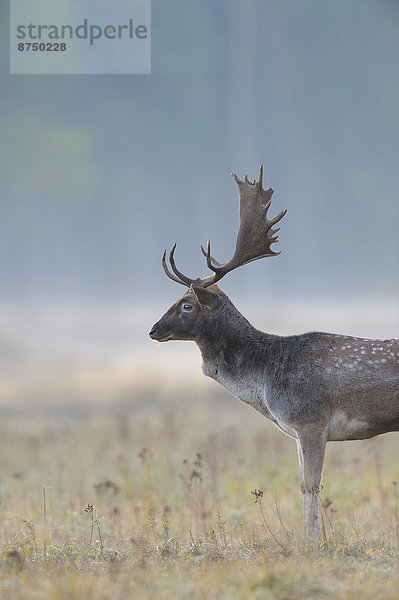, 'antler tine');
255,164,263,191
200,239,224,271
162,247,185,285
169,243,198,286
200,239,209,258
162,244,196,286
269,208,287,228
231,172,241,184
